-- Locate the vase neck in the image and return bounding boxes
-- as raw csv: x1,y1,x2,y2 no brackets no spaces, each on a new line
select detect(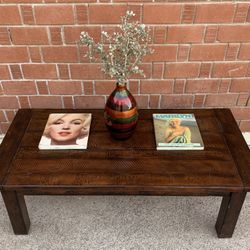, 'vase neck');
116,82,127,90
